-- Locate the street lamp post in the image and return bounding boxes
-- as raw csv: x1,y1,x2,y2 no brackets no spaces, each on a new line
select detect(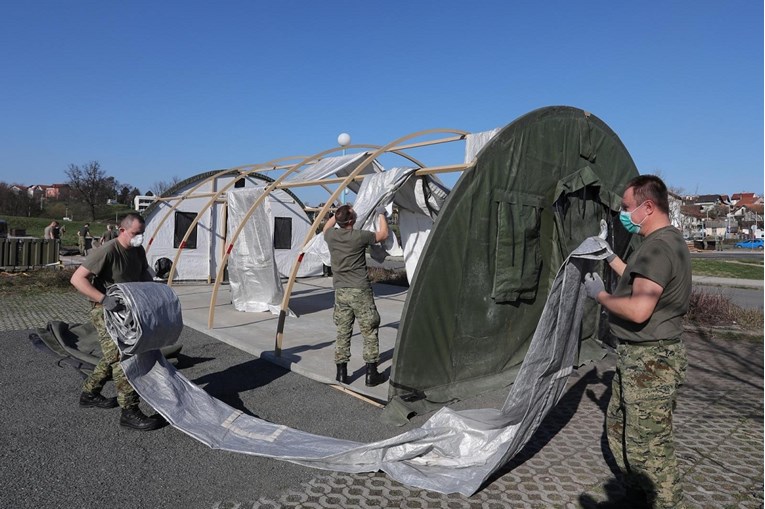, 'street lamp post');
337,132,351,204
